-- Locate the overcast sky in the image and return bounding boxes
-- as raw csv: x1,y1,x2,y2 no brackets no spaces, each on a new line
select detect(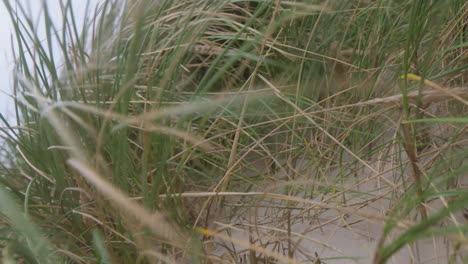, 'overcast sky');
0,0,101,119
